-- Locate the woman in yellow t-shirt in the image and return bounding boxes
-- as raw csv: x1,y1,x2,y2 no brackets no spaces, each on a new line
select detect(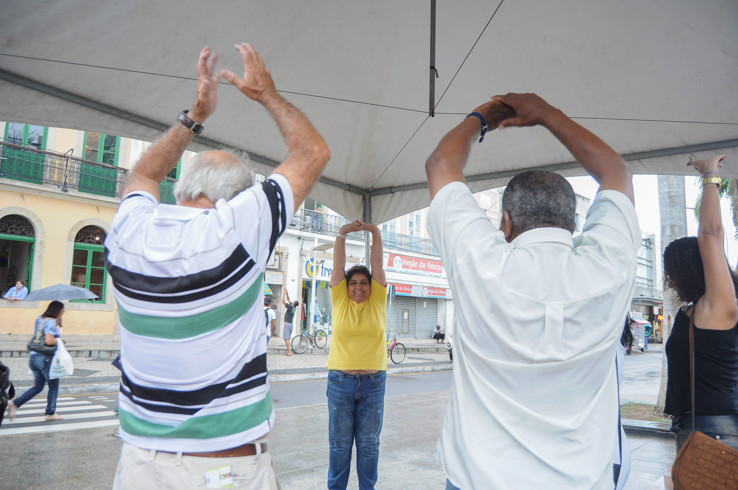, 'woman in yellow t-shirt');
327,220,387,489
